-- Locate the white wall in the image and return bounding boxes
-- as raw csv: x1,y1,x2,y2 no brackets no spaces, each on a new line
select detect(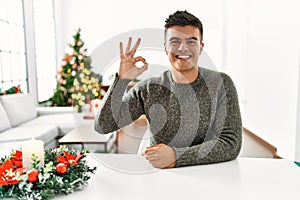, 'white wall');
296,42,300,160
225,0,300,159
54,0,224,71
54,0,300,160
